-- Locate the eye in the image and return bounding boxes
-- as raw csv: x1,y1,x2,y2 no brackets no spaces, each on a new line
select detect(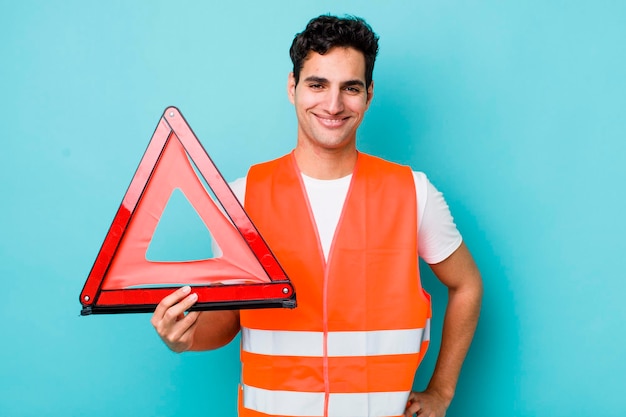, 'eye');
345,86,362,94
309,83,324,90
